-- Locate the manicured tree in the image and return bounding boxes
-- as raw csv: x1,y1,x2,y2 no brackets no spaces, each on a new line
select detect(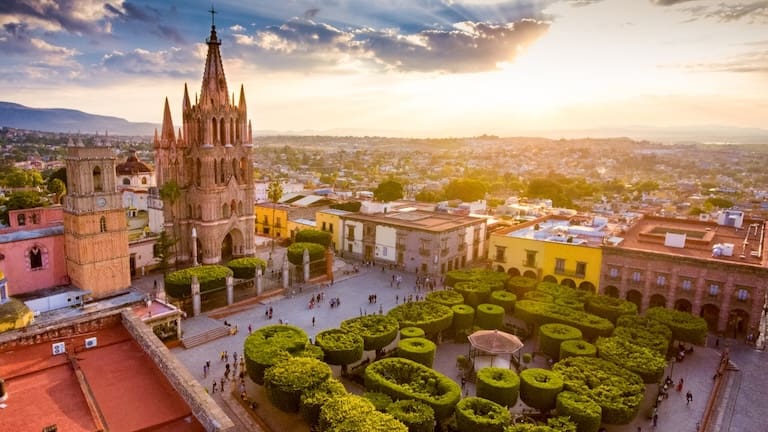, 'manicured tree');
536,282,587,301
398,337,437,367
559,340,597,360
596,336,667,383
264,356,332,412
329,410,408,432
164,265,233,299
538,324,582,361
522,291,555,303
295,228,332,248
364,391,394,412
451,304,475,339
508,276,538,297
476,367,520,407
319,394,377,431
455,397,511,432
401,326,426,339
645,307,708,345
476,303,504,330
315,328,364,375
554,297,584,311
519,368,564,411
341,314,399,358
584,295,637,324
552,357,645,425
513,300,614,341
426,289,465,307
489,290,517,313
556,391,602,432
615,315,673,343
612,326,669,356
299,377,347,425
454,281,493,307
244,324,315,384
504,418,577,432
387,301,454,337
444,269,509,288
387,399,436,432
226,257,267,279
